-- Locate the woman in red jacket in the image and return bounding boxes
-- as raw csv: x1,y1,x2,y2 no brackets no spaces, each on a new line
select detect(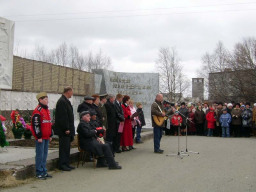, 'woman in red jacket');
206,107,216,136
171,111,183,136
120,95,133,151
